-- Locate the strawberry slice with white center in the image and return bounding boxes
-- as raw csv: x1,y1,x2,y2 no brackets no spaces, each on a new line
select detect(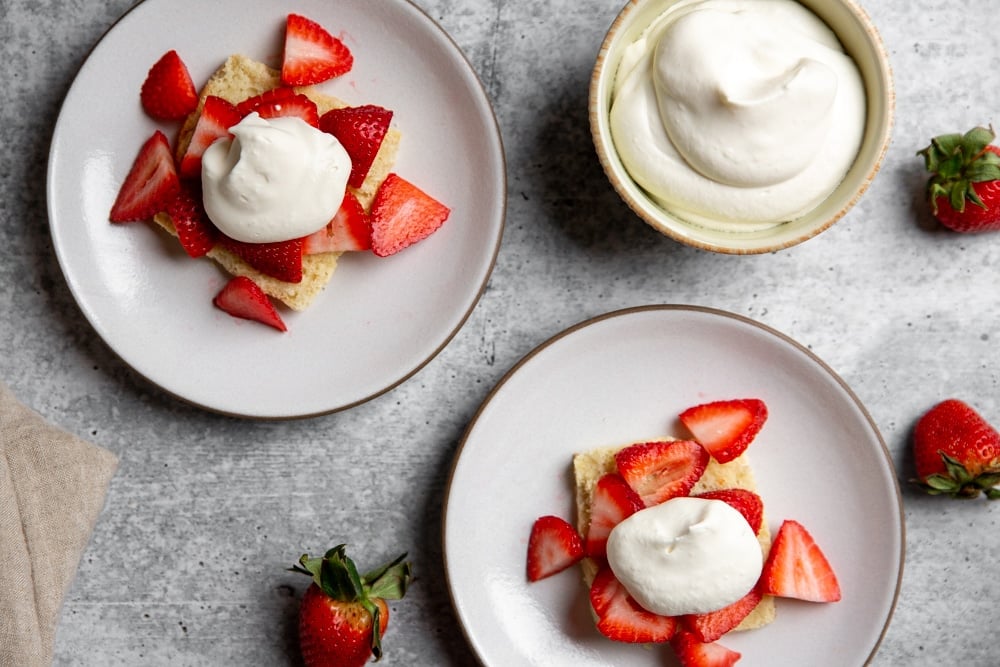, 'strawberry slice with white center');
165,182,218,258
281,13,353,86
140,50,198,121
178,95,241,179
679,398,768,463
614,439,709,506
585,473,643,559
680,584,763,643
369,173,451,257
526,515,584,582
319,105,394,189
109,130,180,223
212,276,287,332
670,631,741,667
237,87,320,127
589,565,677,643
761,520,841,602
219,235,305,284
303,192,371,254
